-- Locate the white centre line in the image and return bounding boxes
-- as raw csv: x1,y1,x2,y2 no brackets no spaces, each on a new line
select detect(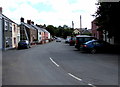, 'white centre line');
88,83,96,87
68,73,82,81
50,57,59,67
